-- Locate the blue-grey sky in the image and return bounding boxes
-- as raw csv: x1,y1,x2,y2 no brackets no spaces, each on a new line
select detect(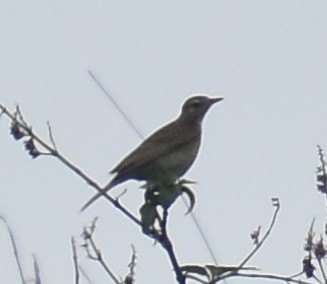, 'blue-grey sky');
1,1,327,283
